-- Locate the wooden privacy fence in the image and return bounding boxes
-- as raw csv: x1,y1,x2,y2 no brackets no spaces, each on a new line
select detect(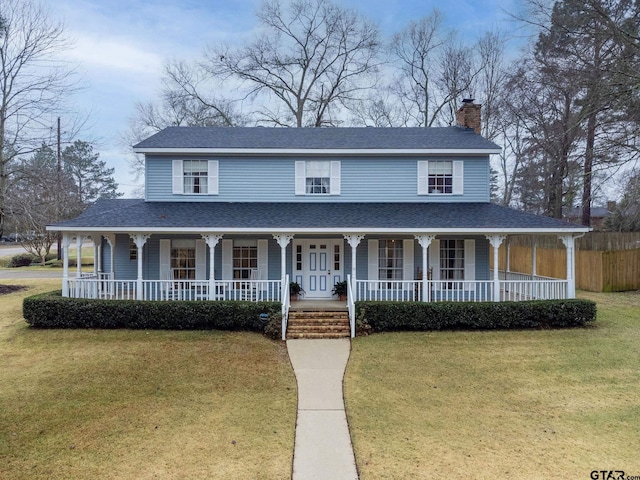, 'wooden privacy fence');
492,244,640,292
